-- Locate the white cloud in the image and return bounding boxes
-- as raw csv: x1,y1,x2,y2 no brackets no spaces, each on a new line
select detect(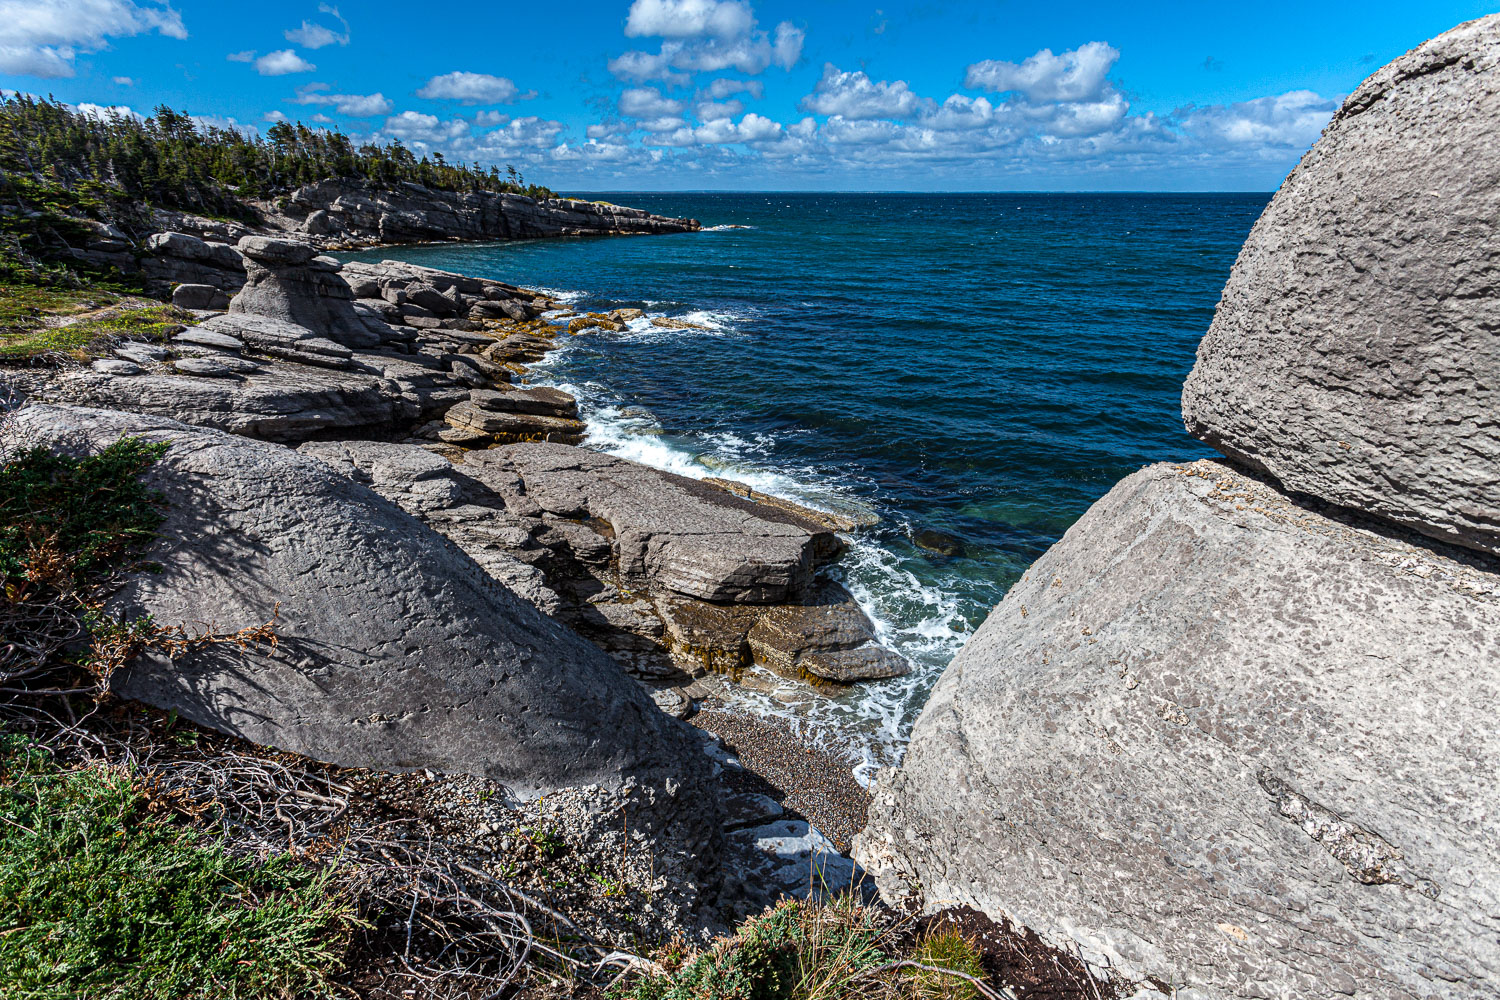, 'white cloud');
706,77,762,99
292,87,392,117
695,98,744,120
285,4,348,48
192,113,256,137
417,71,535,104
0,0,187,78
610,1,800,82
626,0,752,40
111,74,133,85
76,101,138,120
472,110,509,127
587,121,630,139
607,48,690,85
263,109,288,122
619,86,685,118
285,20,345,49
1180,89,1336,149
965,41,1119,103
653,110,783,146
383,109,470,143
227,49,255,62
921,94,994,131
800,64,932,120
256,49,315,75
